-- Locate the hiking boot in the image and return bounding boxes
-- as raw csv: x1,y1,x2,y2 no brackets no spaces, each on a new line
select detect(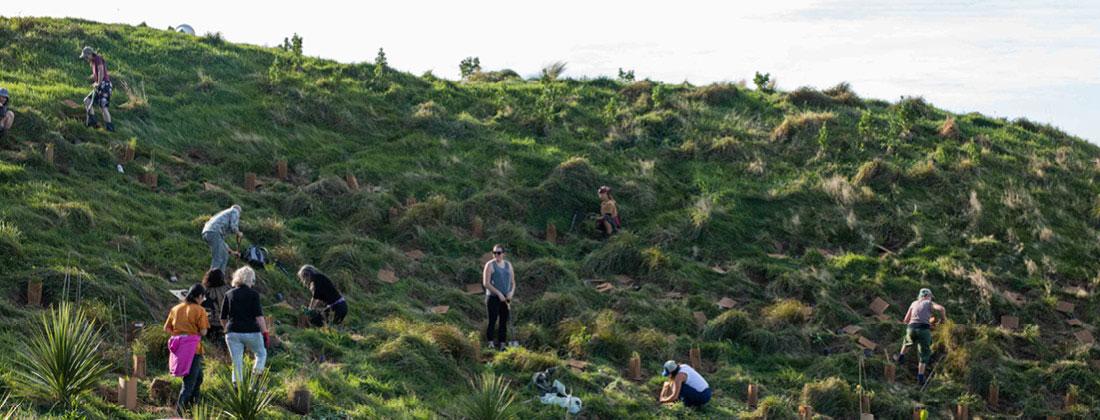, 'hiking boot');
85,113,98,128
0,127,5,139
917,373,926,386
105,122,115,132
896,353,905,365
